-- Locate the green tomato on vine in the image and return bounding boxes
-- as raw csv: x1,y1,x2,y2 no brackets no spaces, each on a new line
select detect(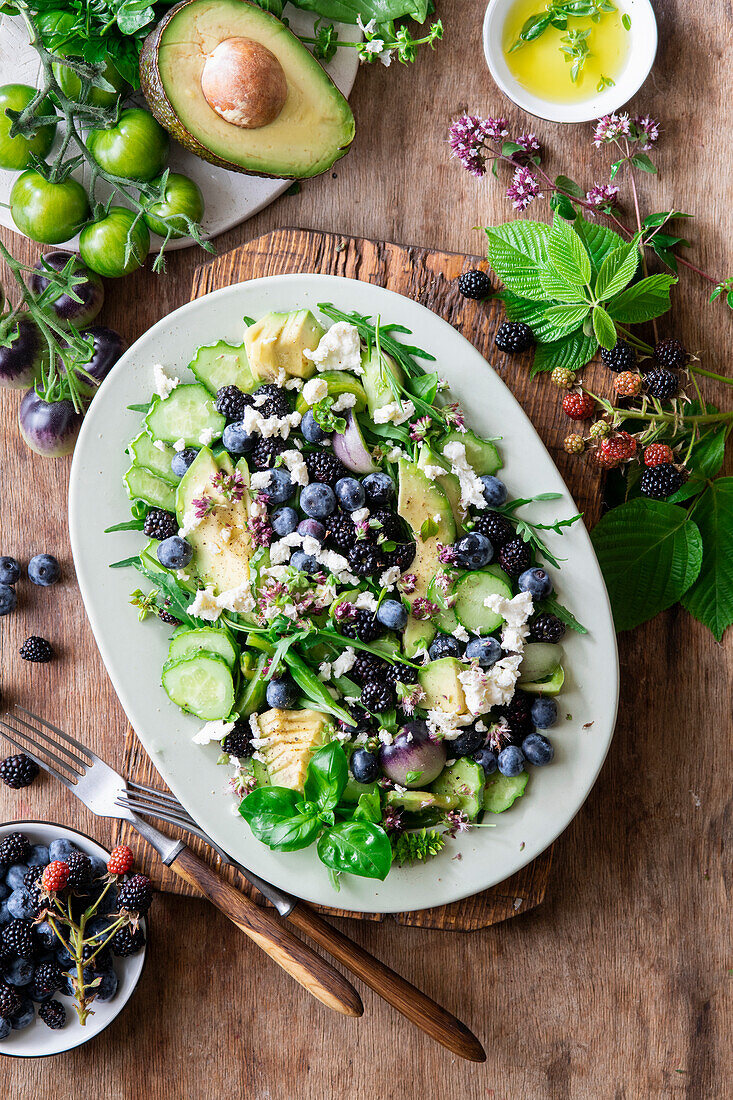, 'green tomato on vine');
86,108,170,182
10,170,89,245
79,206,150,278
0,83,57,171
143,173,205,238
